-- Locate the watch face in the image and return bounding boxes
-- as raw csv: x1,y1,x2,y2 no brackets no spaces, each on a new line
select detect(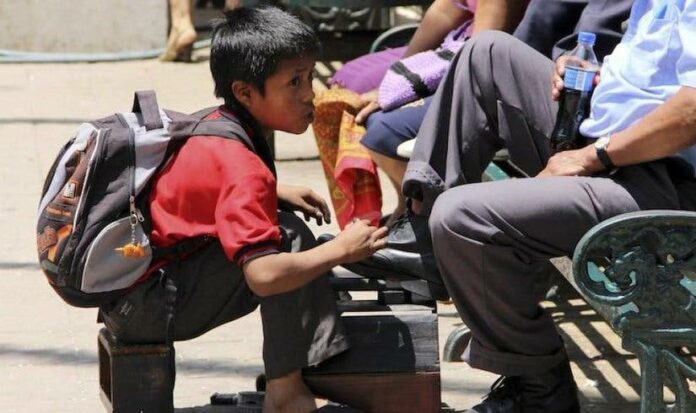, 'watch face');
595,136,609,148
